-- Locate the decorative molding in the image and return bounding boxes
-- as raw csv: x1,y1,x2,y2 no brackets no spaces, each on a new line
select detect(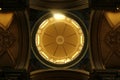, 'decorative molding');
105,25,120,56
0,26,15,56
30,0,88,10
